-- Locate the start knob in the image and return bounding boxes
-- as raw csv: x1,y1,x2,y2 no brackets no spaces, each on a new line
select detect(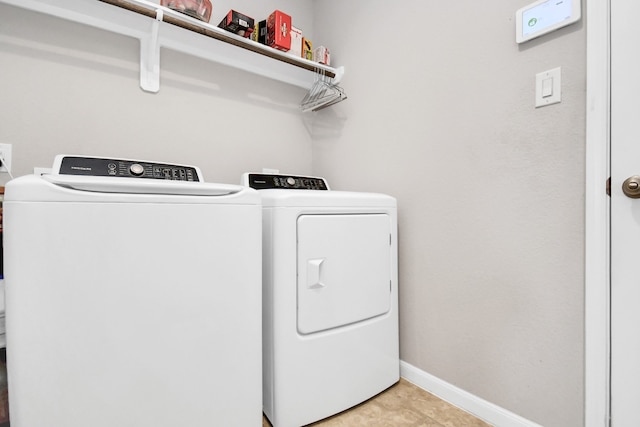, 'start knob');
129,163,145,176
286,177,296,186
